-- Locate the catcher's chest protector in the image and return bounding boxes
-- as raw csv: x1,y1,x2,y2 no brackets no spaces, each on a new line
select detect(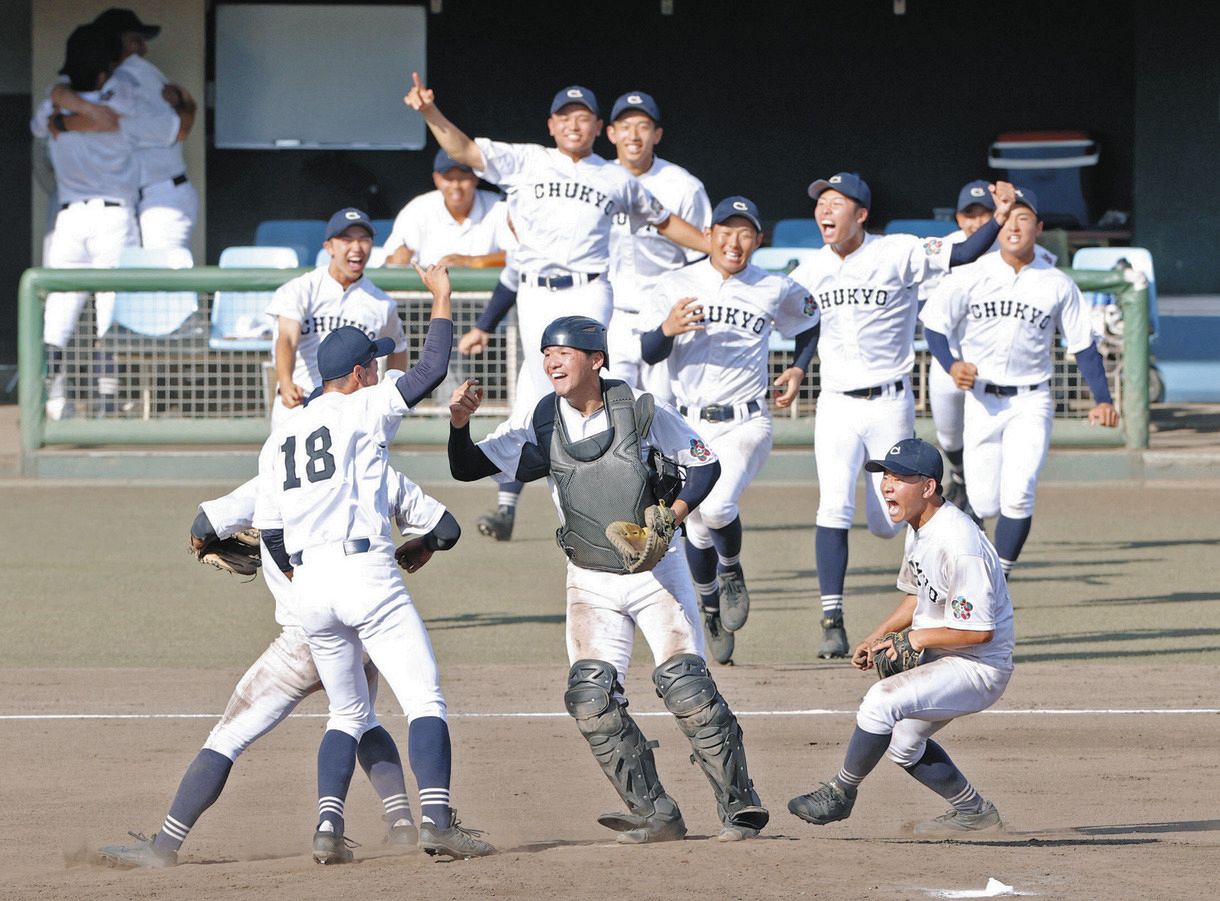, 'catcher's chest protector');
542,380,657,573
